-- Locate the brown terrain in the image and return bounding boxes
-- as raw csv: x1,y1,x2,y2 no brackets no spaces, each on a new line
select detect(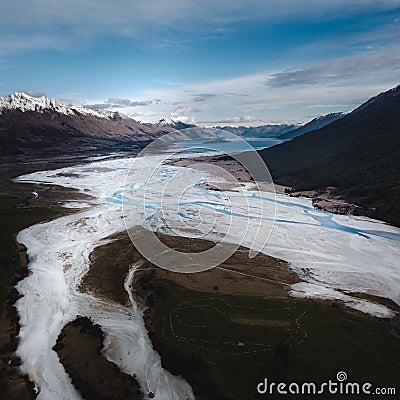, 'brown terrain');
54,317,143,400
0,160,96,400
80,231,300,307
0,107,174,162
2,153,398,399
44,228,298,400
